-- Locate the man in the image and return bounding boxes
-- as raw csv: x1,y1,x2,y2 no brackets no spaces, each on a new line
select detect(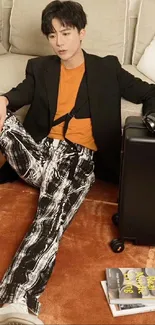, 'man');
0,0,155,324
